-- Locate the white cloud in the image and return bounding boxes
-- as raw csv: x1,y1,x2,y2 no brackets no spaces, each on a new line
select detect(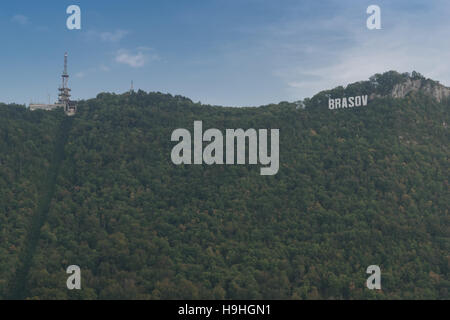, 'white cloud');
116,50,146,68
115,48,159,68
85,30,129,43
74,64,111,79
11,14,29,25
75,72,86,78
99,30,129,42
